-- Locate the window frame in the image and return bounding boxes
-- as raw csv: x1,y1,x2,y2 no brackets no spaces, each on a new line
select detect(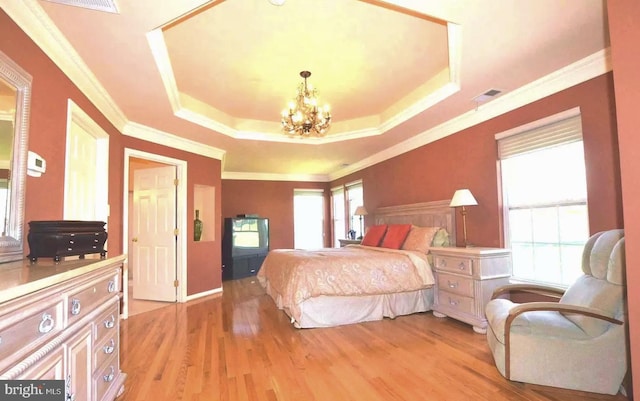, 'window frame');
330,180,364,247
496,107,589,287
